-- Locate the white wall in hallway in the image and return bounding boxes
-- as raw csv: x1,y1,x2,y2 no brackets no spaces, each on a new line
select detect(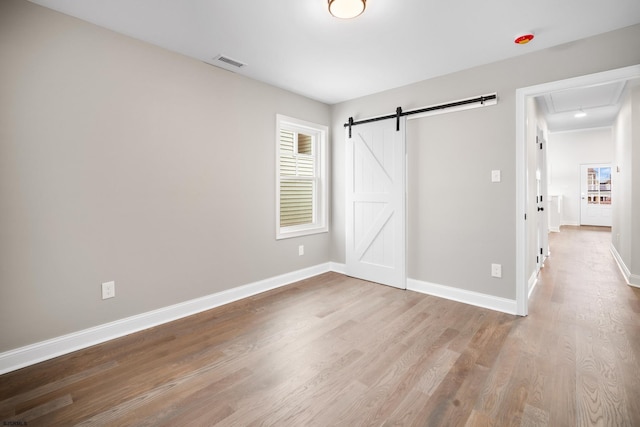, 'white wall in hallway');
547,128,614,226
